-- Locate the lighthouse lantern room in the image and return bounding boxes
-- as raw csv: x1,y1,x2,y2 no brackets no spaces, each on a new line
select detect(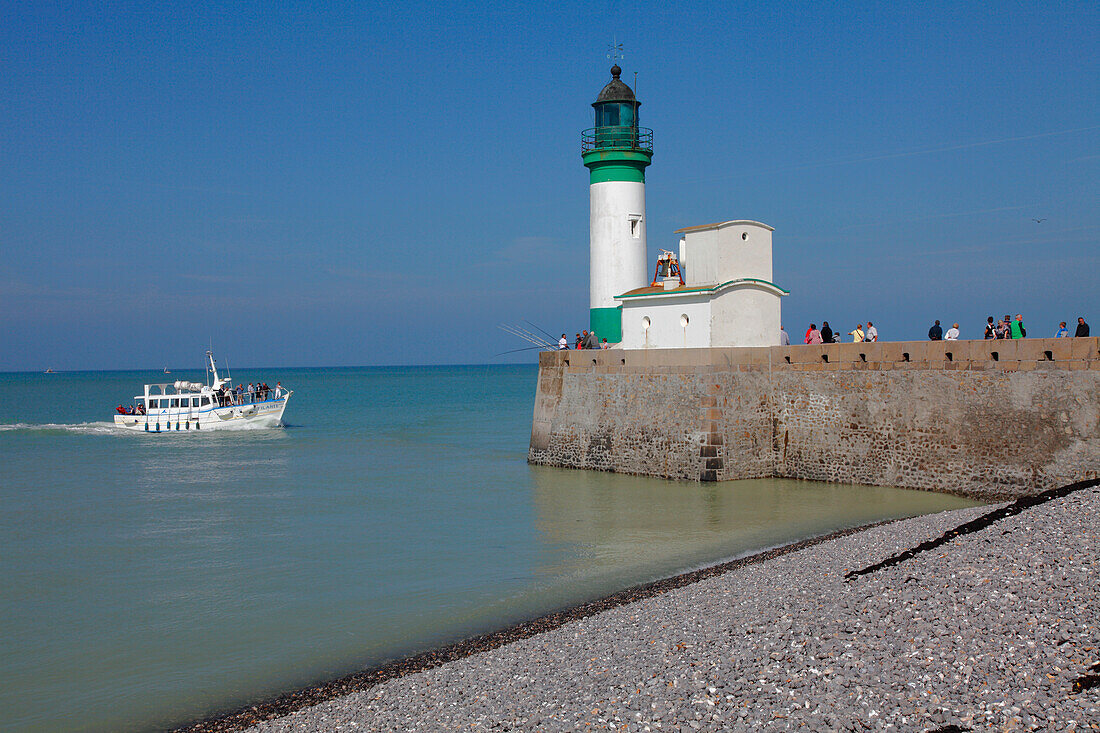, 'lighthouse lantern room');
581,65,653,343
